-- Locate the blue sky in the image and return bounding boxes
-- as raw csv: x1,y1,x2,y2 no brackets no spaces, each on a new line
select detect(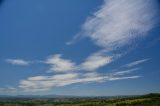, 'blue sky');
0,0,160,96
